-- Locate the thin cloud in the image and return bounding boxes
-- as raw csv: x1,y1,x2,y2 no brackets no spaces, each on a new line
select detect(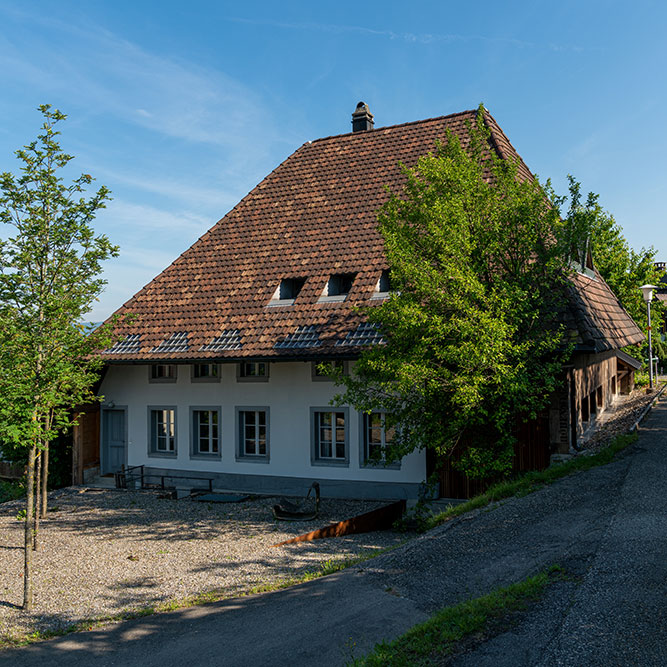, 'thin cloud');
90,165,235,212
98,201,212,236
0,8,279,156
226,16,587,52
